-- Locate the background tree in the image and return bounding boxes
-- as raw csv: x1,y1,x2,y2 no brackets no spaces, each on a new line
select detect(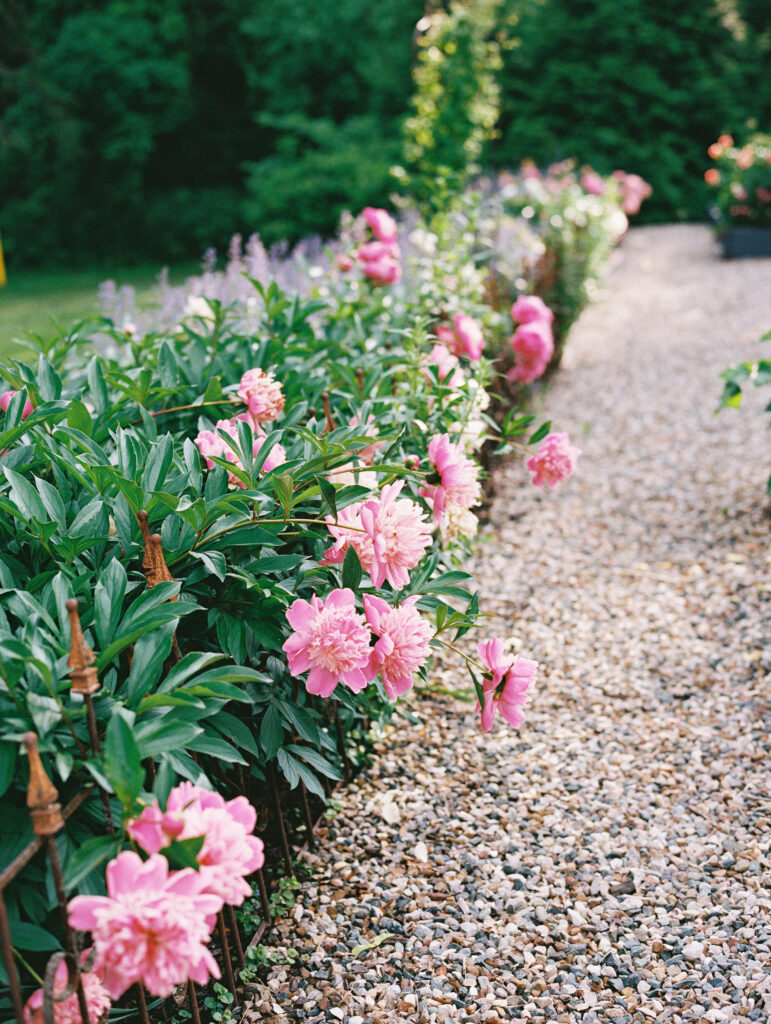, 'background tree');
492,0,753,221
